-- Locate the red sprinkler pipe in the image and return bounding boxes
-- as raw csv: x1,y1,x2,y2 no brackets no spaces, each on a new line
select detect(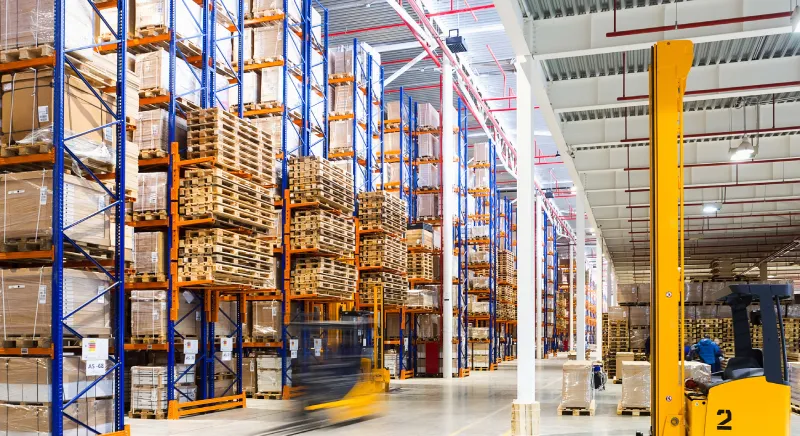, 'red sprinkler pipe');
618,80,800,102
625,179,800,193
385,84,440,93
606,11,792,38
624,156,800,172
627,197,800,209
621,125,800,144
